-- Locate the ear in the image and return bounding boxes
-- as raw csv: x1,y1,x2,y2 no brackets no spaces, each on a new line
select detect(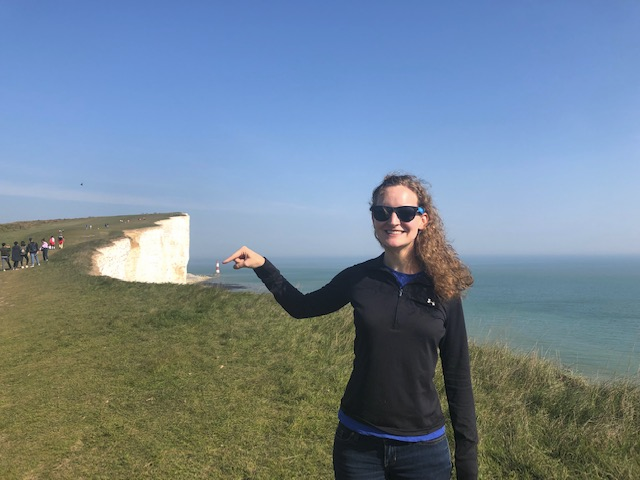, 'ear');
419,211,429,230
